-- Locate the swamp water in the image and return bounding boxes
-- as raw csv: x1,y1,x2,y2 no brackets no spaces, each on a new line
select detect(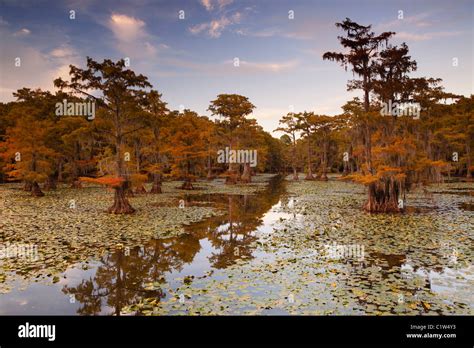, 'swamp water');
0,176,472,315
